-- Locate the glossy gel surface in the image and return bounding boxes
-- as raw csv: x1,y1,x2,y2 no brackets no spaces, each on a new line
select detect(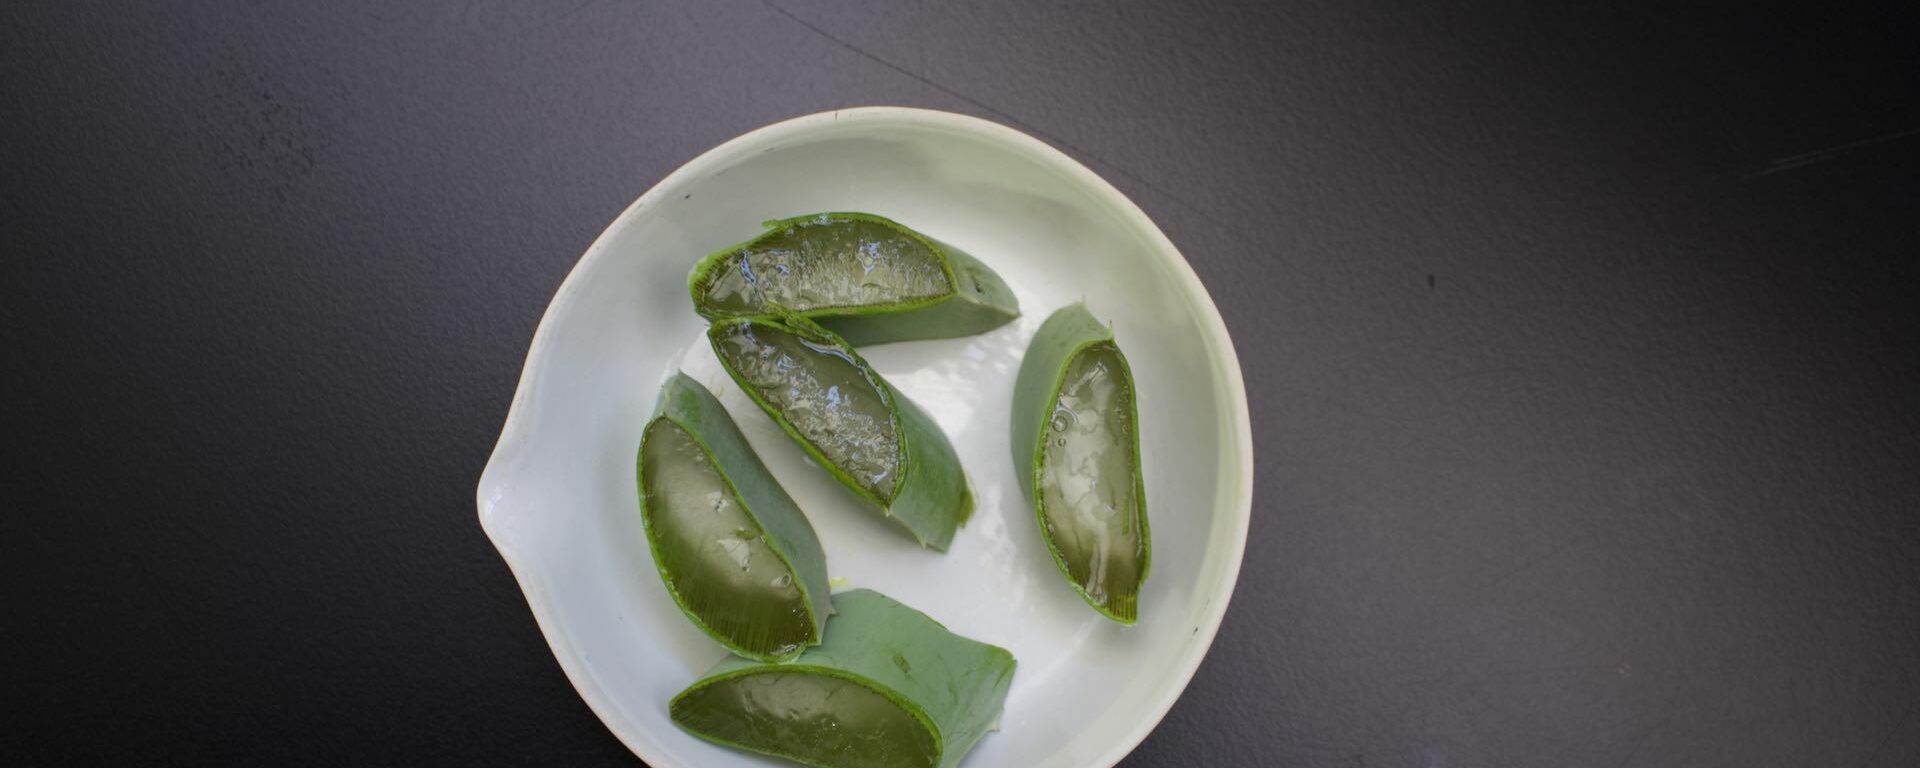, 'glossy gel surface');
640,420,814,656
671,671,938,768
711,322,900,501
698,215,952,316
1037,344,1146,622
671,590,1015,768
